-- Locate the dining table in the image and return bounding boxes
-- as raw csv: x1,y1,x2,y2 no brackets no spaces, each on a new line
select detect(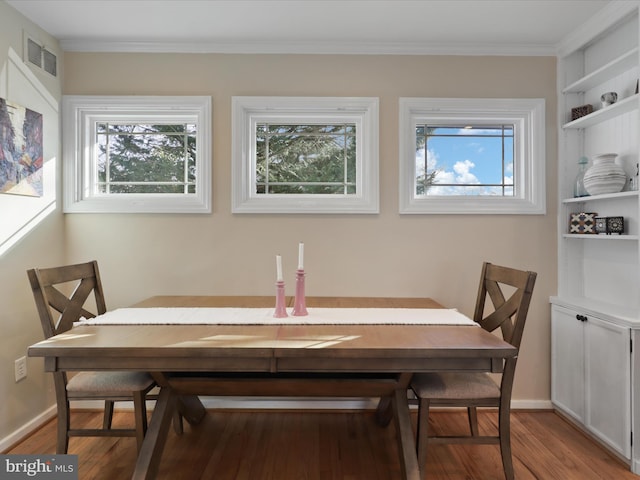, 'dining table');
27,295,518,480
